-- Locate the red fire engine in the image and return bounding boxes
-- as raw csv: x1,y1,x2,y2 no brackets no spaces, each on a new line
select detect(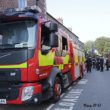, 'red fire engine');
0,7,85,104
